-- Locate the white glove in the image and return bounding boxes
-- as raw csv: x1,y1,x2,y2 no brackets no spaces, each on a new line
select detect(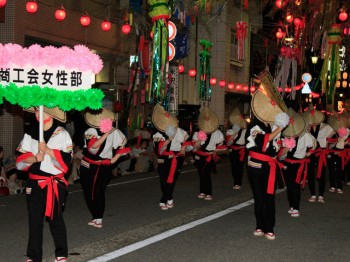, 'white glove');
274,112,289,128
